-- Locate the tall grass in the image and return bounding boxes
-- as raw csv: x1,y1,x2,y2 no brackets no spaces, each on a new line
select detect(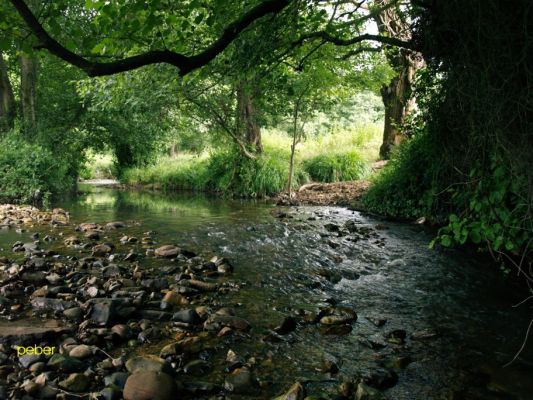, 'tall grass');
117,122,382,197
